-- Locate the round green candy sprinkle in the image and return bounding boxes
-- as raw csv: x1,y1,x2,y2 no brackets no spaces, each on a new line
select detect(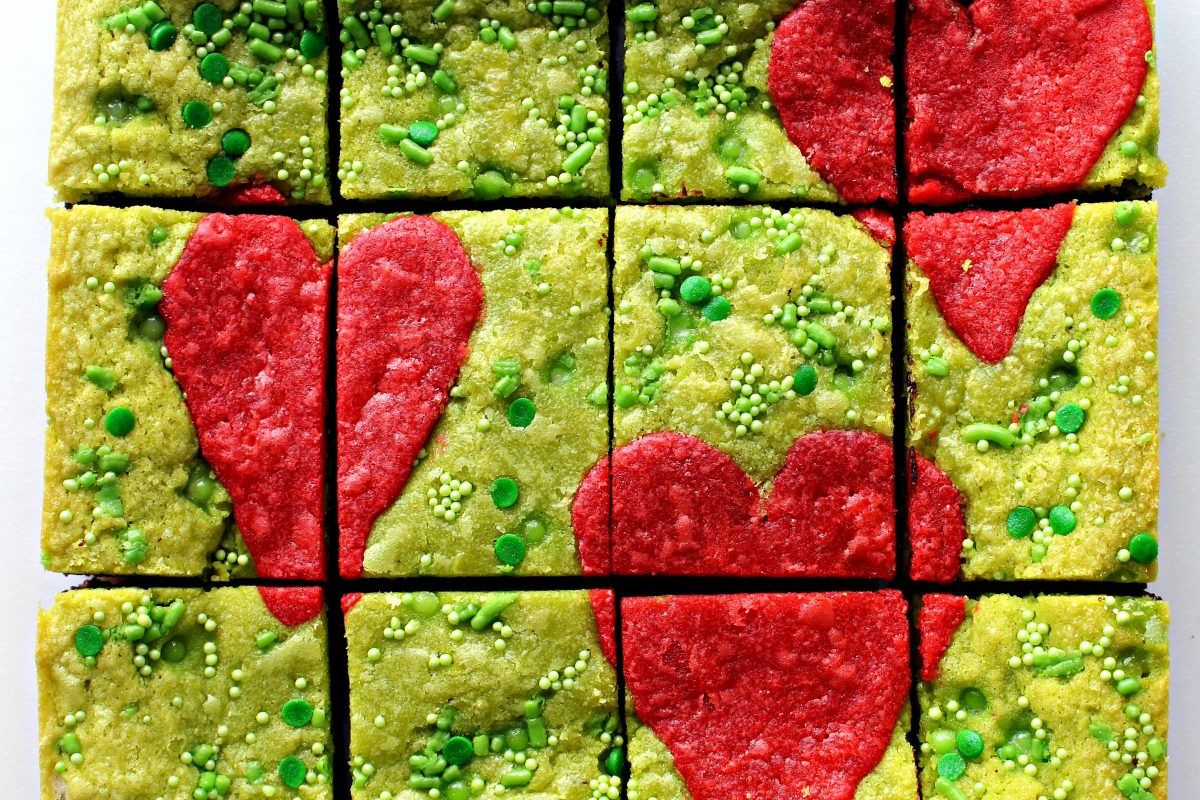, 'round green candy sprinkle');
1119,140,1139,157
507,398,536,428
936,752,966,781
161,637,188,663
74,625,105,658
1115,203,1140,226
521,516,548,543
149,226,169,245
702,295,731,321
679,275,712,304
278,756,306,789
221,128,252,158
300,30,327,59
956,729,984,759
1129,532,1158,564
494,533,527,566
443,736,474,766
104,406,136,437
199,52,229,83
281,699,314,728
1117,677,1142,696
1048,505,1076,535
793,364,818,396
409,120,439,147
1006,506,1036,539
1090,288,1122,319
929,729,957,755
192,3,223,36
206,155,237,187
1054,403,1086,434
147,20,178,51
473,170,511,200
490,477,520,509
603,746,625,776
181,100,213,129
